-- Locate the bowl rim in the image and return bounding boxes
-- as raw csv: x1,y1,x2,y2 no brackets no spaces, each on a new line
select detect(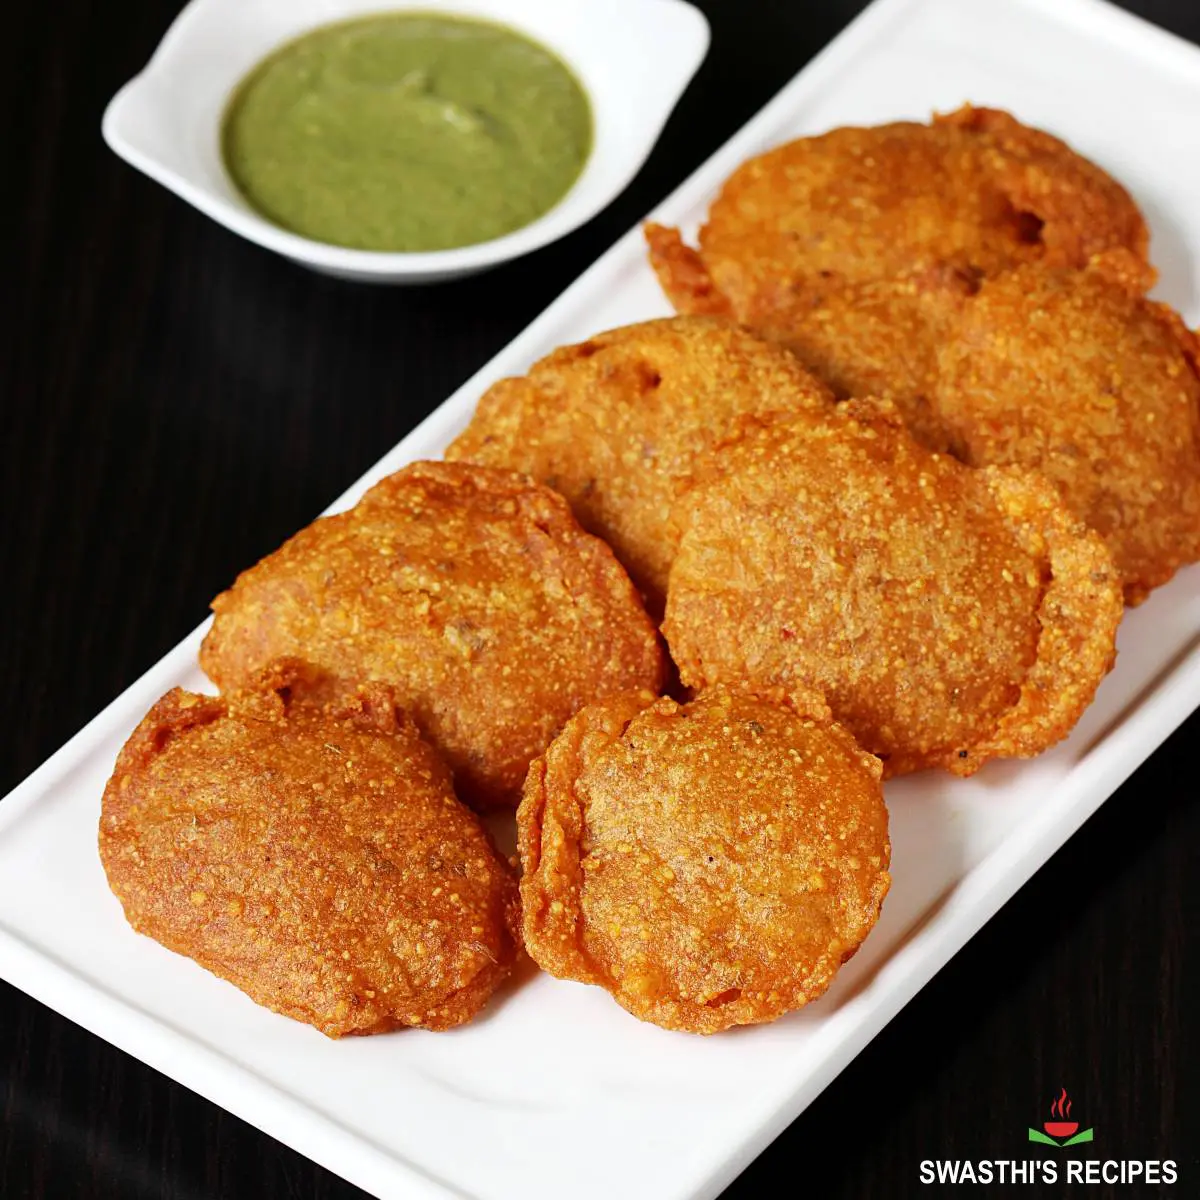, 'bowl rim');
101,0,710,276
